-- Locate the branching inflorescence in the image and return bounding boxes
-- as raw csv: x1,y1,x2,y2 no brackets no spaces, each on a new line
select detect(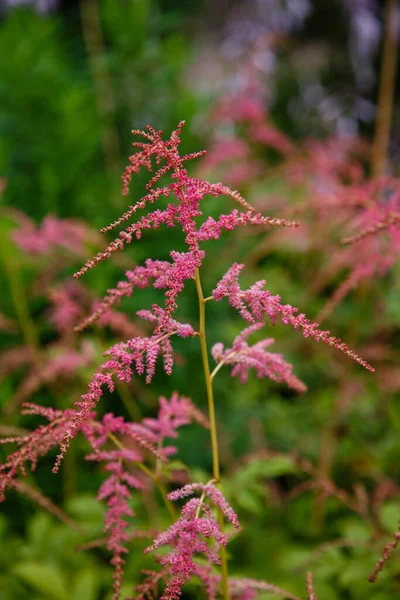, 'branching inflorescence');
0,121,374,599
